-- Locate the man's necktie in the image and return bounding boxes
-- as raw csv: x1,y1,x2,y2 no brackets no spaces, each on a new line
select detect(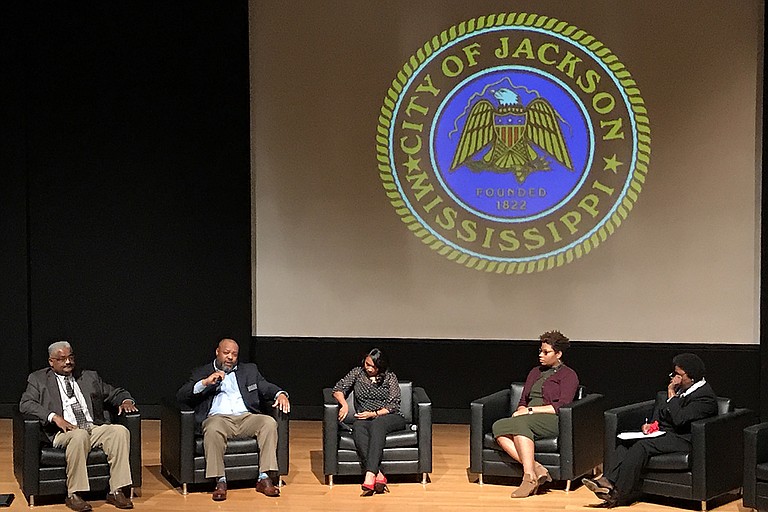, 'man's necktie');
64,377,91,431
